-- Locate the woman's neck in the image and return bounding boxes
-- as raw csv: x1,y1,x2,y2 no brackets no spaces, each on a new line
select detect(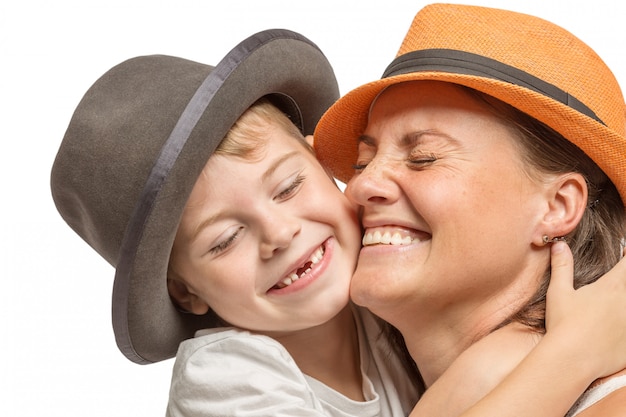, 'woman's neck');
410,323,541,416
401,318,475,387
272,305,364,401
390,290,535,387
